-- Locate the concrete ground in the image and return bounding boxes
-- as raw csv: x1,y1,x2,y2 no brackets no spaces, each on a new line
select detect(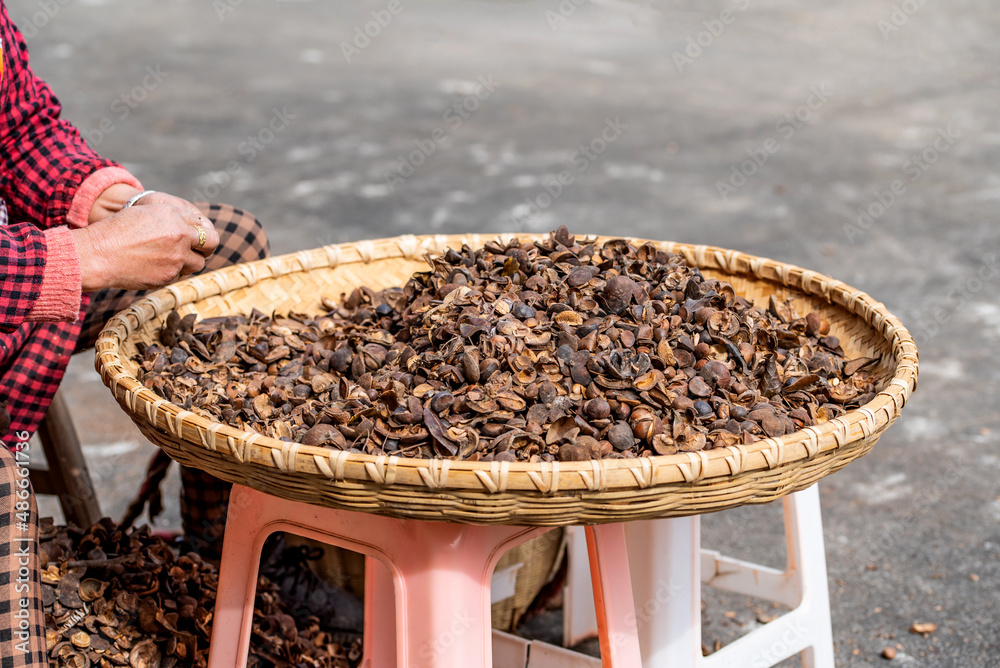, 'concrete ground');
9,0,1000,664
